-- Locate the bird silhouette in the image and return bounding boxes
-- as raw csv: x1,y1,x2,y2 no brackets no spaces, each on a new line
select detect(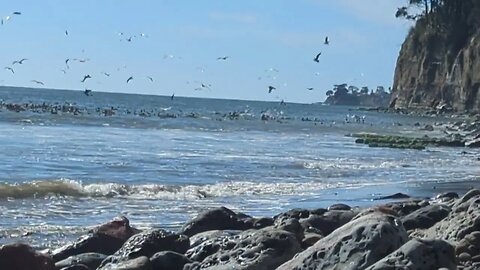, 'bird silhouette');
307,87,314,91
65,59,70,69
101,72,111,77
31,80,44,85
324,36,329,45
84,89,92,96
65,30,69,36
171,93,175,100
81,75,91,83
126,76,133,83
314,52,321,63
217,56,229,61
268,86,276,93
12,58,27,65
4,67,14,74
147,76,153,82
